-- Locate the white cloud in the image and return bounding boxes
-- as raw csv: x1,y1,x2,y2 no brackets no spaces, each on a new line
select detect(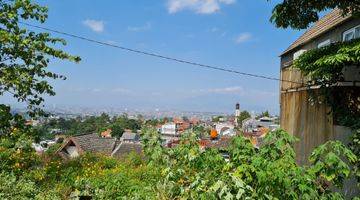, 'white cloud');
219,0,235,4
235,32,252,44
189,86,276,99
128,22,152,32
111,88,131,94
207,86,244,94
92,88,102,92
82,19,104,33
192,86,244,95
167,0,235,14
